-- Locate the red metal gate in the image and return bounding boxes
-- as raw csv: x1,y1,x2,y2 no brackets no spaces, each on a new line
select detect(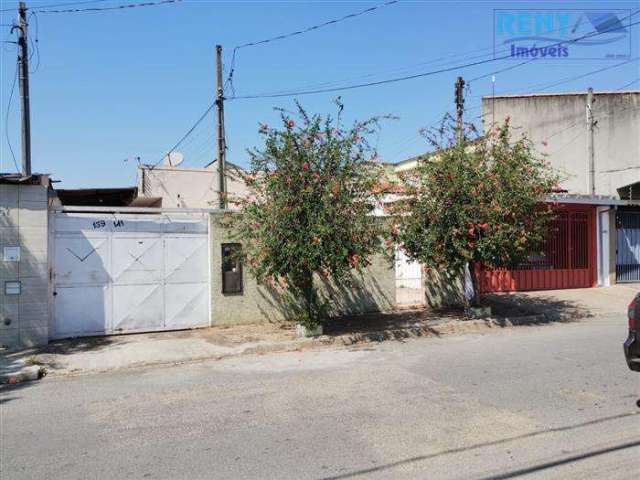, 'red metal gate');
478,205,597,292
